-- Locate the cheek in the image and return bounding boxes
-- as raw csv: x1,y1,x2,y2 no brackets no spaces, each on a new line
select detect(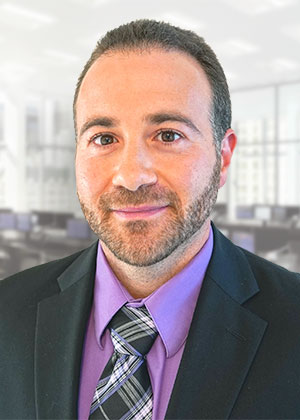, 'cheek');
75,154,106,200
172,154,212,190
162,155,207,206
